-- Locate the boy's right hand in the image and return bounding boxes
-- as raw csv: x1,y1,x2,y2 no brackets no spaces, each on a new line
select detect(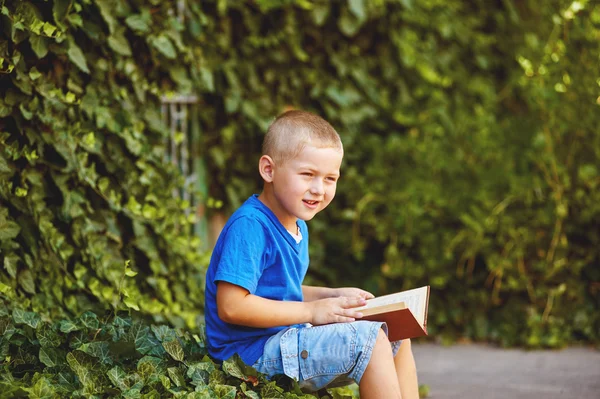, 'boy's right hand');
309,296,367,325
